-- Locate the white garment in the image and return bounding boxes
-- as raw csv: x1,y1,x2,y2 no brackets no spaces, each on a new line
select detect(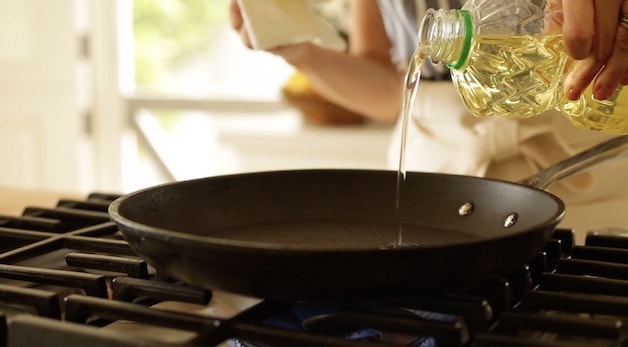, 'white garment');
387,81,628,242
